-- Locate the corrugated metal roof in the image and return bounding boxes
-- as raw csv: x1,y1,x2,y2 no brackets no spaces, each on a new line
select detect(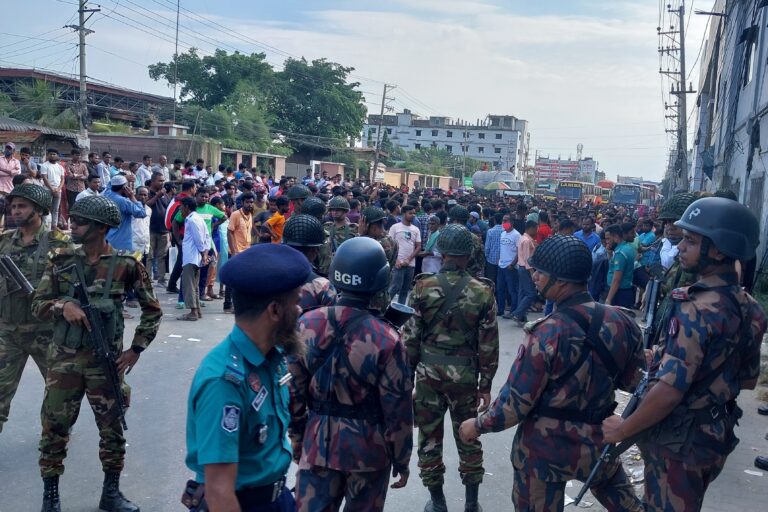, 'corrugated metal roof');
0,117,79,139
